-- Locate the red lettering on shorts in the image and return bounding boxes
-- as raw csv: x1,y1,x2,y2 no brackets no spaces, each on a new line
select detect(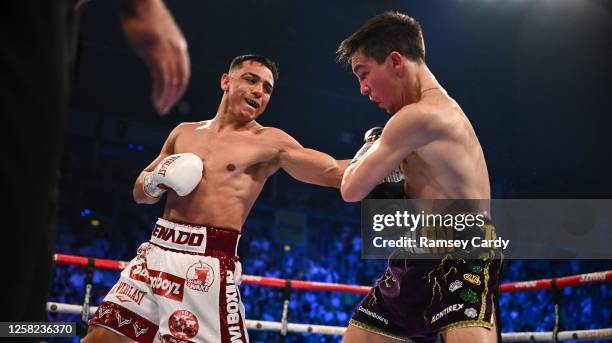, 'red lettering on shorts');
129,262,150,283
112,282,146,305
176,231,190,244
158,227,175,241
189,234,203,246
153,226,205,247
